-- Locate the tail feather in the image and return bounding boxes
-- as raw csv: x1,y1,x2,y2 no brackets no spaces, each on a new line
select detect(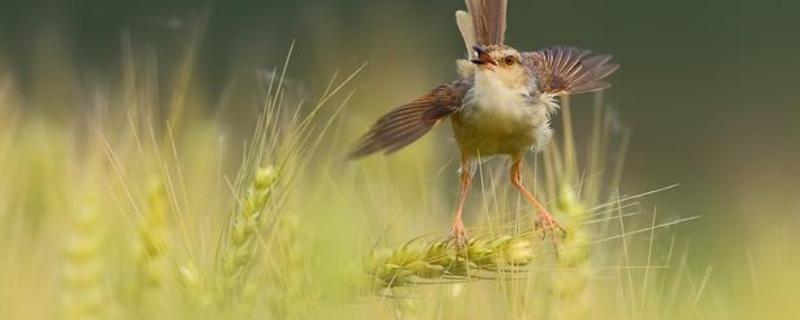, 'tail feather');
456,1,507,77
455,10,476,57
465,0,508,46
